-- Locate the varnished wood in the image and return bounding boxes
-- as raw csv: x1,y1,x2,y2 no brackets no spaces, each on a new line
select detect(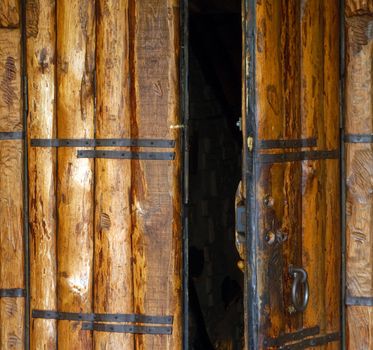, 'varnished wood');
345,1,373,348
94,0,134,348
0,0,19,28
130,0,182,349
26,0,57,348
56,0,95,348
247,1,341,348
0,28,24,349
